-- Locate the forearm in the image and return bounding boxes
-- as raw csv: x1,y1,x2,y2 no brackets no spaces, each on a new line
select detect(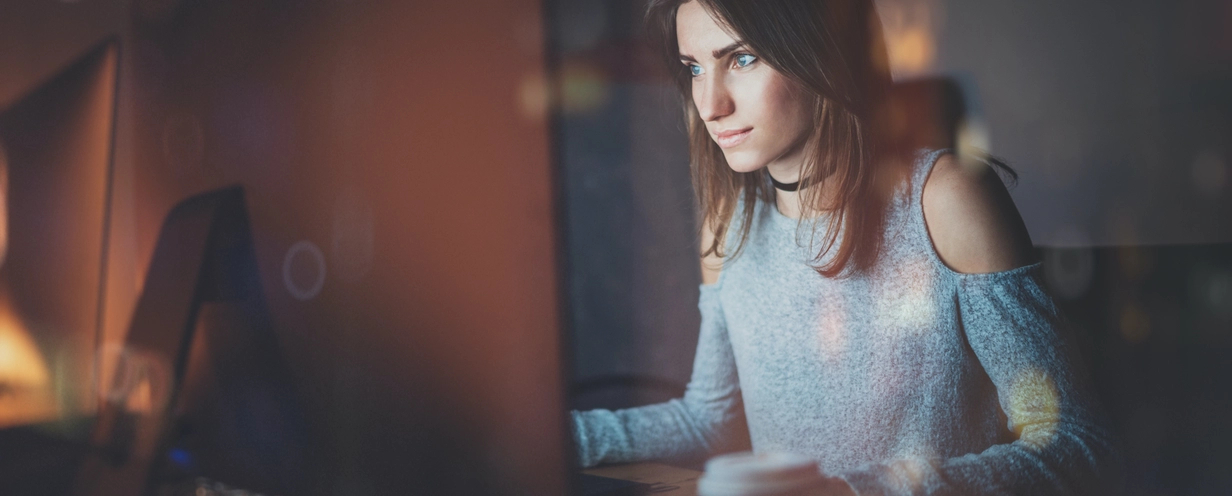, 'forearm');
572,397,731,467
572,283,746,467
835,415,1120,495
